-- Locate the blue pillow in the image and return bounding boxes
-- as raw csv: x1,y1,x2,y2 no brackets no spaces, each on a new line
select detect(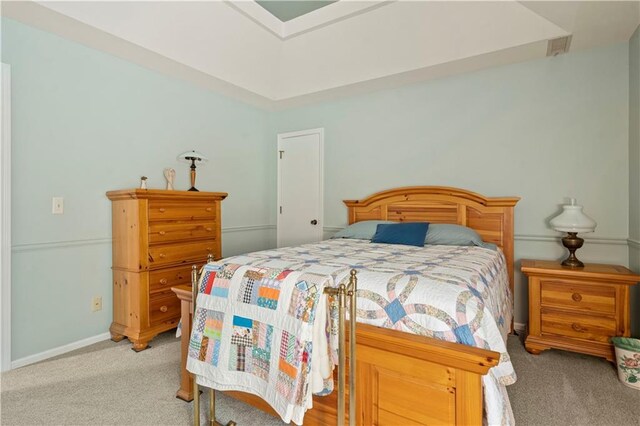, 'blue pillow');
371,222,429,247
